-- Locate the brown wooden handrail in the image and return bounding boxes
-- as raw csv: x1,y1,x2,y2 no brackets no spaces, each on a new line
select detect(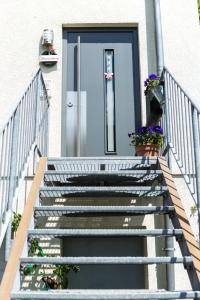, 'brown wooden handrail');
158,157,200,283
0,157,47,300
